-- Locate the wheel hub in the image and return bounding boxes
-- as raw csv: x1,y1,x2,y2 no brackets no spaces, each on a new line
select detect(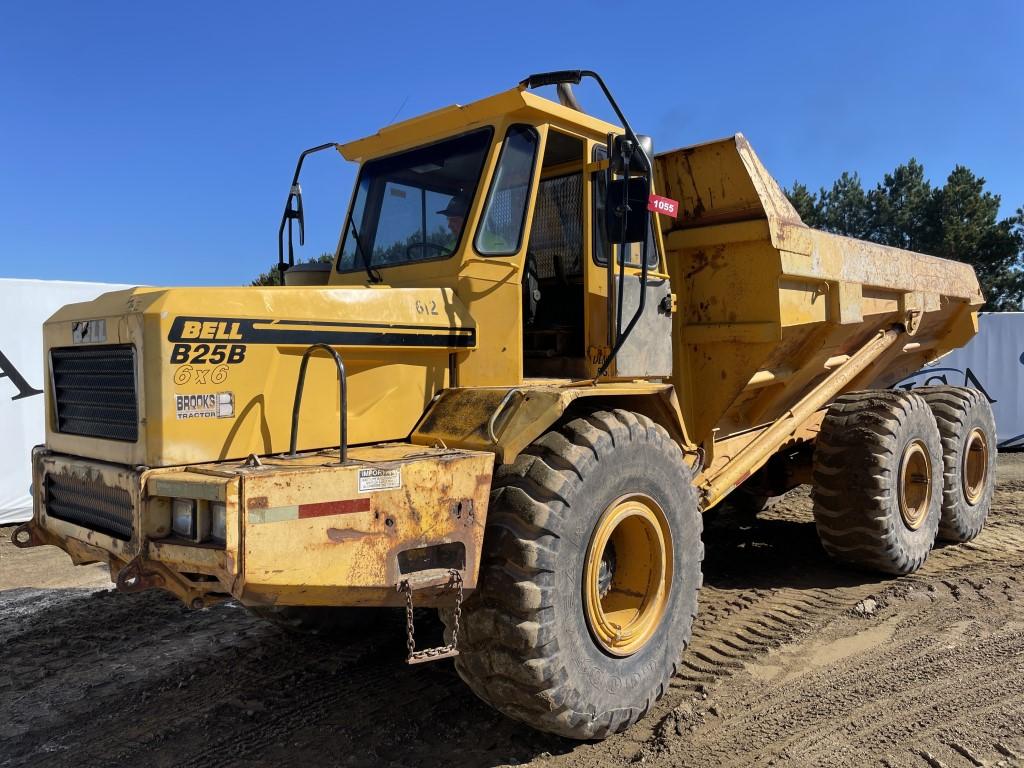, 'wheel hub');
898,440,932,531
962,428,989,505
597,542,616,599
583,494,672,657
